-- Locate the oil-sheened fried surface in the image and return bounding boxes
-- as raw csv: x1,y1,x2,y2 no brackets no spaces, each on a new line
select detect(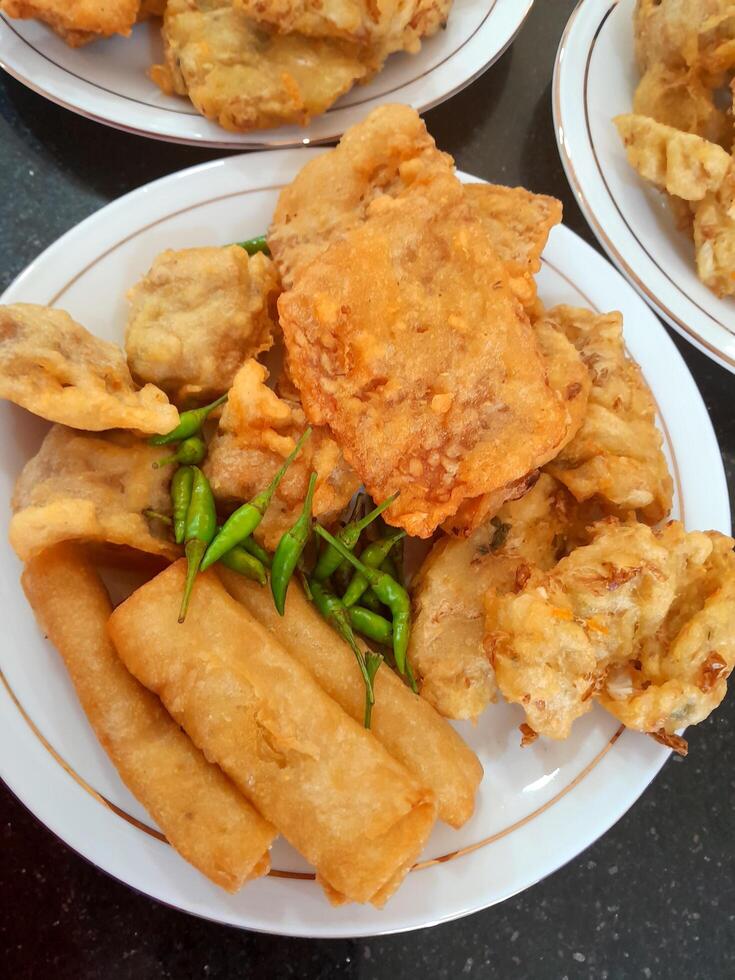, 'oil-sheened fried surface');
0,0,139,45
693,164,735,295
22,543,275,891
125,246,279,403
10,426,178,562
152,0,369,132
633,63,732,146
634,0,735,72
409,475,590,722
204,359,360,550
542,305,673,525
279,171,570,538
0,304,178,434
268,103,454,288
